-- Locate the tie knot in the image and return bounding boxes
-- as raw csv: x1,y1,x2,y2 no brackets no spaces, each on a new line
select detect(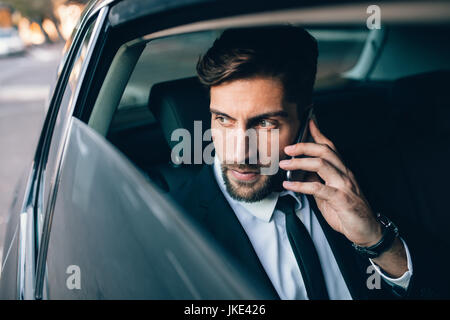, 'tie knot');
276,195,298,215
